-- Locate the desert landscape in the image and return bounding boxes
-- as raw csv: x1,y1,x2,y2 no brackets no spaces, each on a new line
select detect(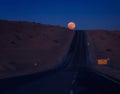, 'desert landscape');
86,30,120,80
0,20,74,79
0,20,120,81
